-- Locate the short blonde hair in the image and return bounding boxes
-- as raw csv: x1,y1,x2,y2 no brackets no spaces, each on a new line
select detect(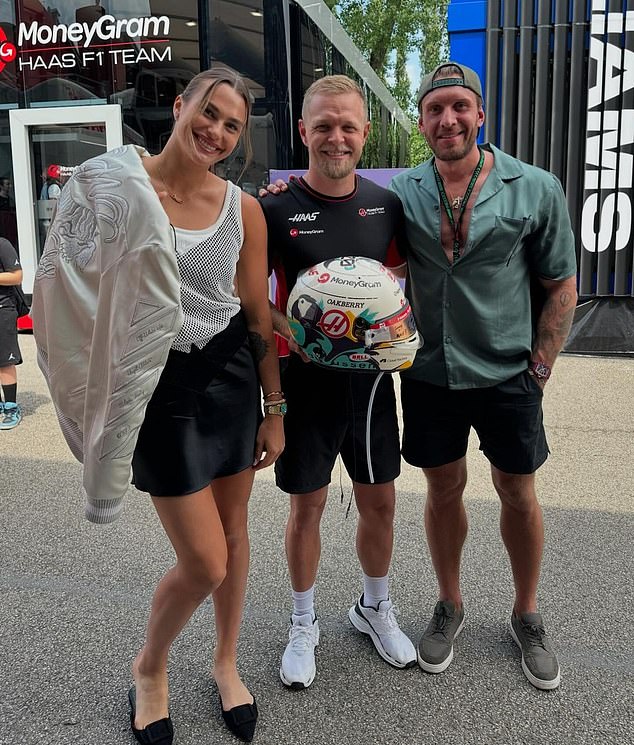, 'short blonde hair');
301,75,368,120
